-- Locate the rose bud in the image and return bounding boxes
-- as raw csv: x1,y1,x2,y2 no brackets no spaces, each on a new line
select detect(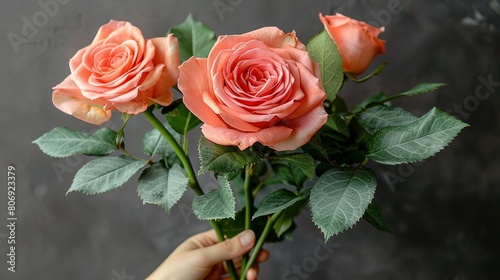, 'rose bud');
319,13,385,75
